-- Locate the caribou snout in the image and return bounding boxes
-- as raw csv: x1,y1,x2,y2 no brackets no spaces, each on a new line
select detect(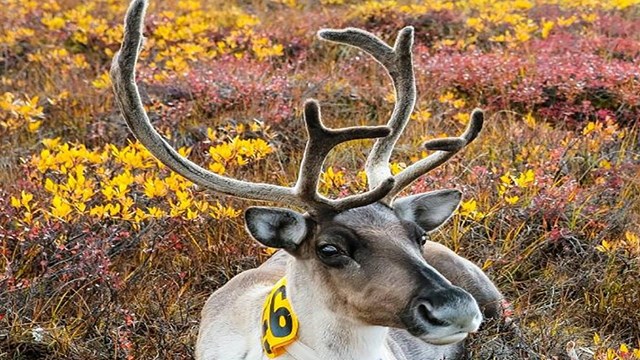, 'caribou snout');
402,276,482,345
